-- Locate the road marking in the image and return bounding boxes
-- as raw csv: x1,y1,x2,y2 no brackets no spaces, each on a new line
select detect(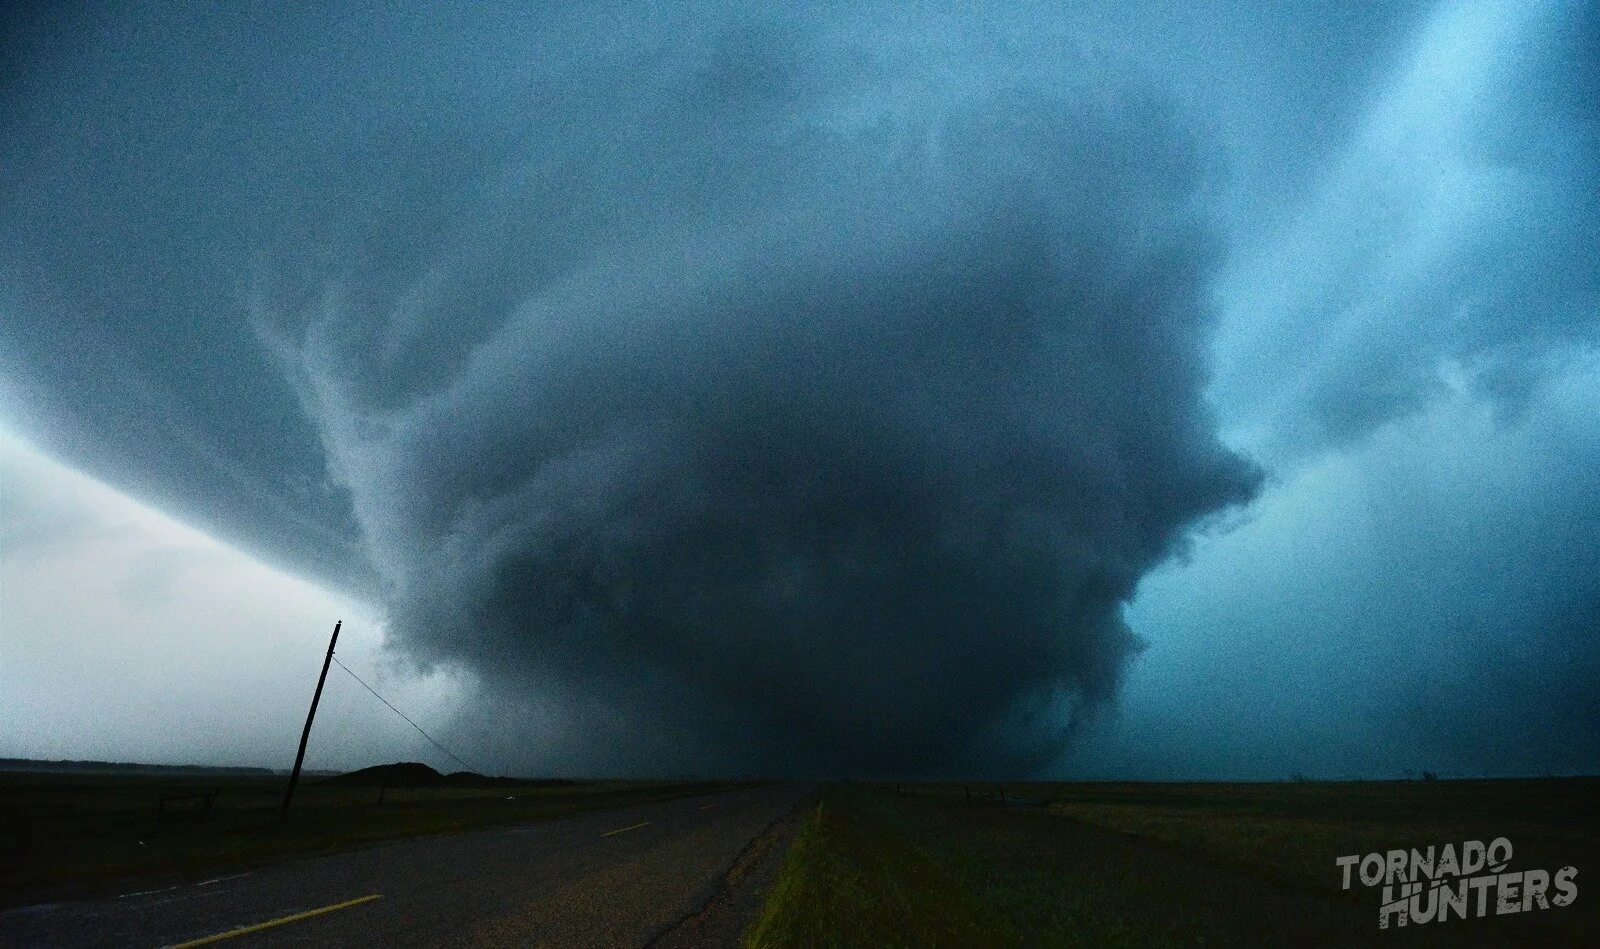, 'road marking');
168,894,382,947
118,885,178,900
699,802,722,810
601,820,650,837
197,872,251,887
